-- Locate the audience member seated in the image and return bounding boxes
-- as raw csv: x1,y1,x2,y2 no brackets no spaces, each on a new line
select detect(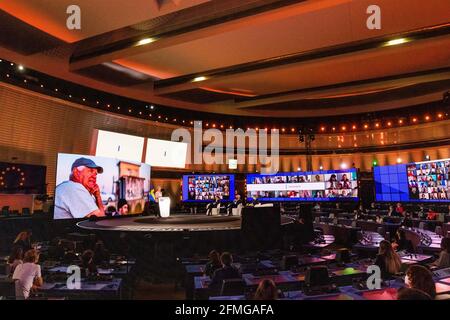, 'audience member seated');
387,205,395,217
395,203,405,217
93,240,110,265
63,250,79,264
397,287,432,300
254,279,278,300
376,215,384,224
432,237,450,268
404,265,436,299
209,252,240,291
80,250,98,277
13,230,33,253
392,229,414,252
12,249,43,299
313,203,321,212
204,250,222,277
7,246,23,276
426,208,437,221
374,240,402,279
417,205,427,219
353,209,362,220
